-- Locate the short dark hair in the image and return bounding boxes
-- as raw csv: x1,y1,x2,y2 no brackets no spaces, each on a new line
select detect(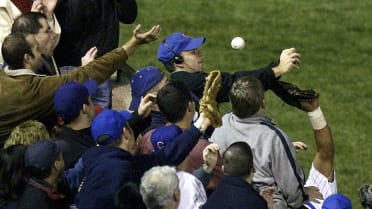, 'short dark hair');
229,76,264,118
11,12,46,34
157,81,192,123
0,145,27,204
223,141,254,177
2,33,34,69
